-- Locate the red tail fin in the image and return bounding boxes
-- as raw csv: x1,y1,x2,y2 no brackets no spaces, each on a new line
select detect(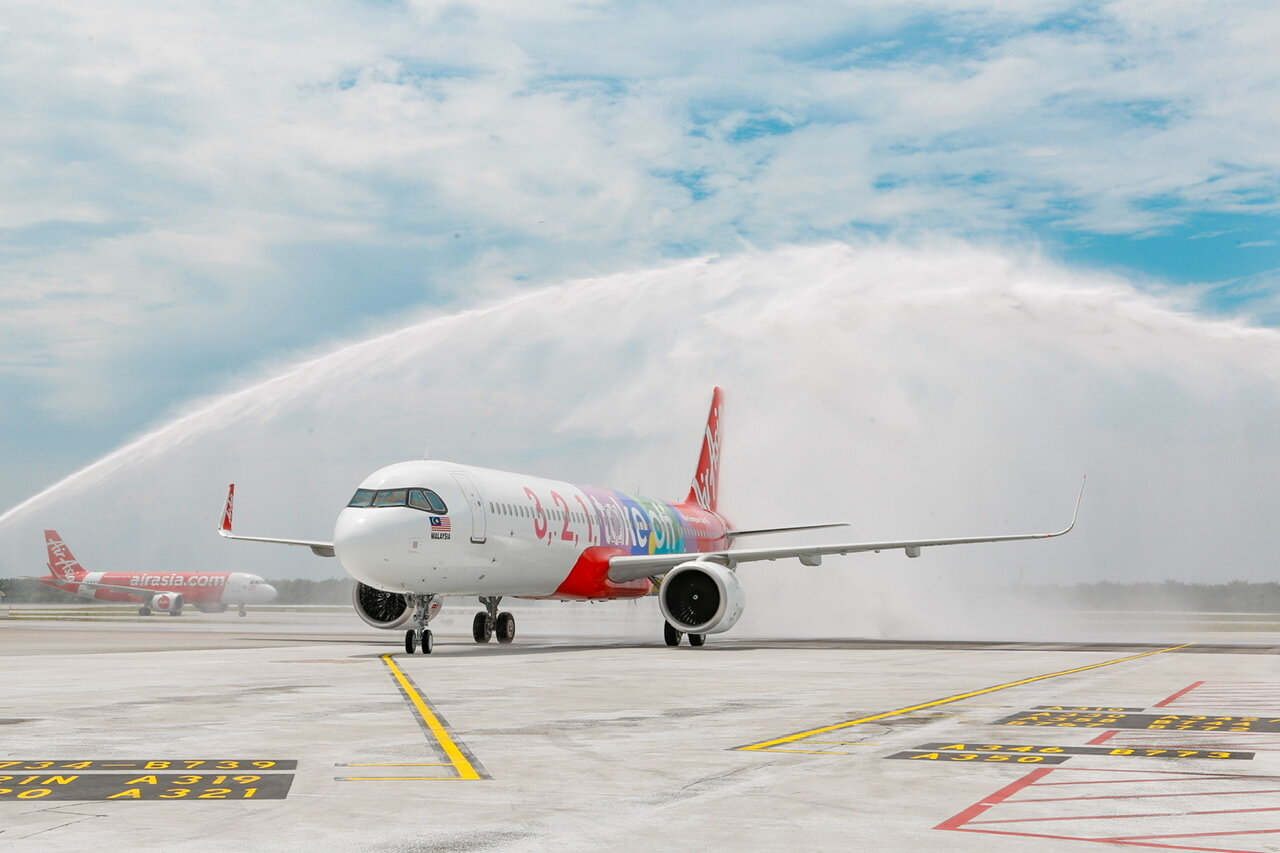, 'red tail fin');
686,387,724,512
44,530,88,582
221,484,235,533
